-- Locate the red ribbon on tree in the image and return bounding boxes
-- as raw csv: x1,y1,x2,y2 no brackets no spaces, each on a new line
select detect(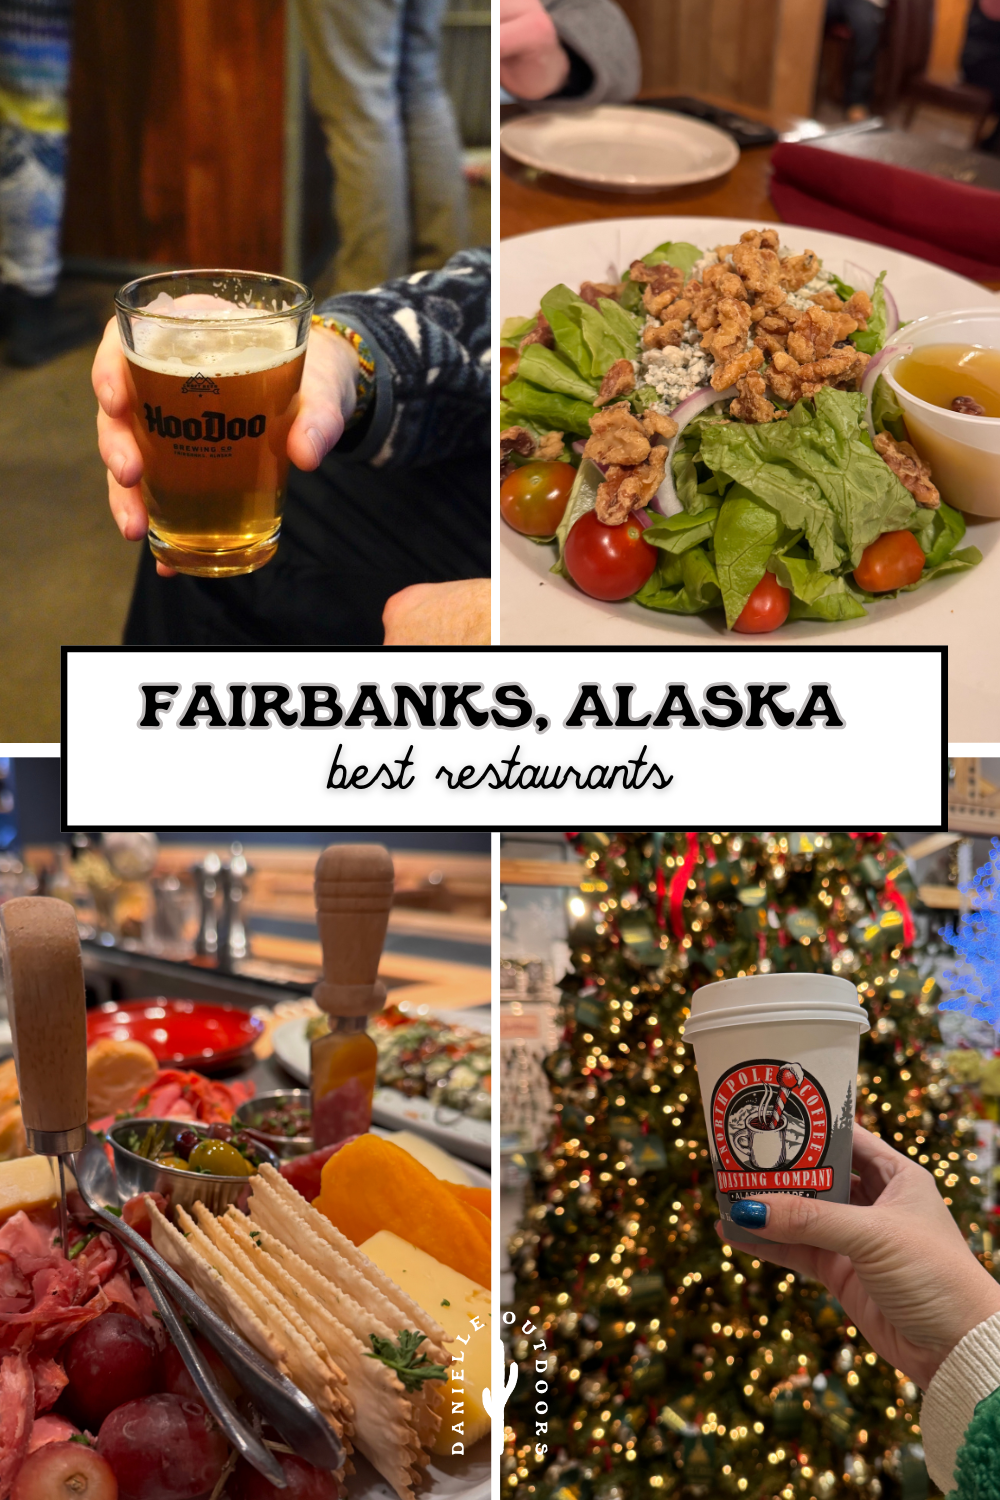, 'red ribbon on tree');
669,833,700,940
883,877,916,947
655,866,667,928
